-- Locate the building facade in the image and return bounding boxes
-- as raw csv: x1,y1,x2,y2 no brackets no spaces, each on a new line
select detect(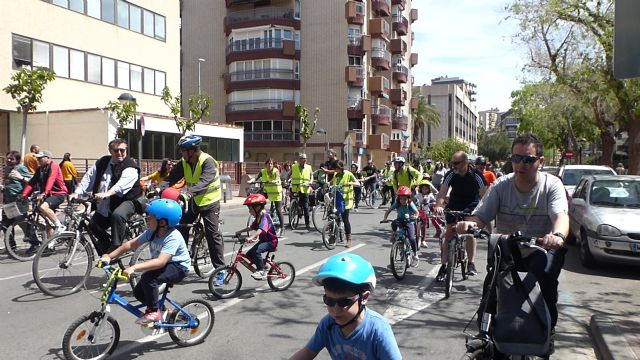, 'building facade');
478,107,499,132
419,76,479,155
495,109,519,140
181,0,419,167
0,0,242,162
